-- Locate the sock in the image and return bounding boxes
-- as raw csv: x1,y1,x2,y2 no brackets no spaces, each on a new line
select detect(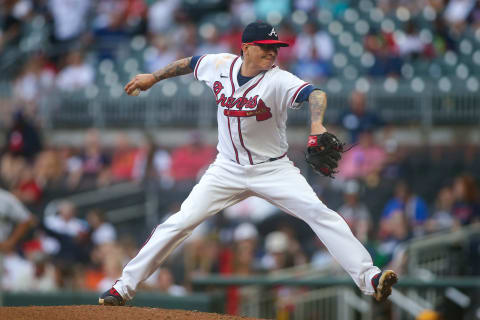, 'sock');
371,272,381,290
